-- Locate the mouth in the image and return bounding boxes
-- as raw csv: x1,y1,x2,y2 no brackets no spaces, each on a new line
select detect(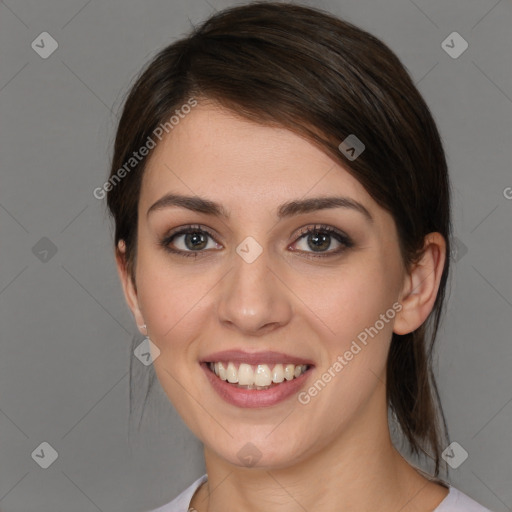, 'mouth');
206,361,311,390
200,350,315,408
